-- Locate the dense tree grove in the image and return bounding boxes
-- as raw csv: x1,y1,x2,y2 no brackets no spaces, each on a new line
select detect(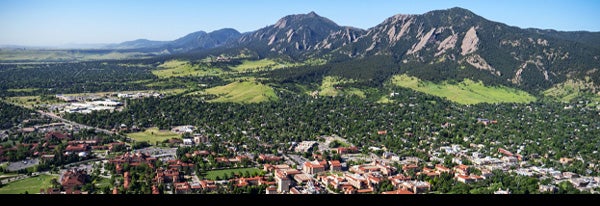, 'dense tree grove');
0,101,36,129
64,86,600,163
